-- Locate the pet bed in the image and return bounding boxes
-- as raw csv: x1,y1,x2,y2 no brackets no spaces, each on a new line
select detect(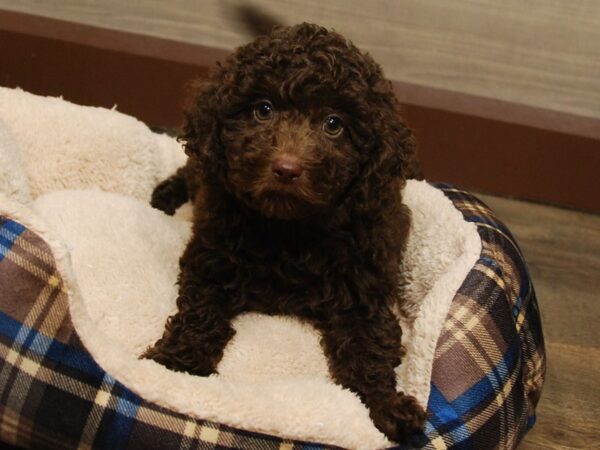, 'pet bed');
0,87,545,449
